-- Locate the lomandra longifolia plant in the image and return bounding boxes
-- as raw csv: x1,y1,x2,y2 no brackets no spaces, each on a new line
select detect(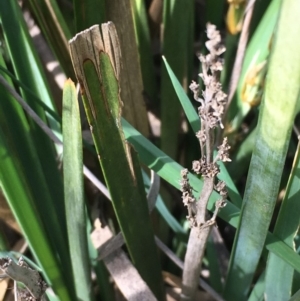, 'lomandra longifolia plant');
180,24,230,301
